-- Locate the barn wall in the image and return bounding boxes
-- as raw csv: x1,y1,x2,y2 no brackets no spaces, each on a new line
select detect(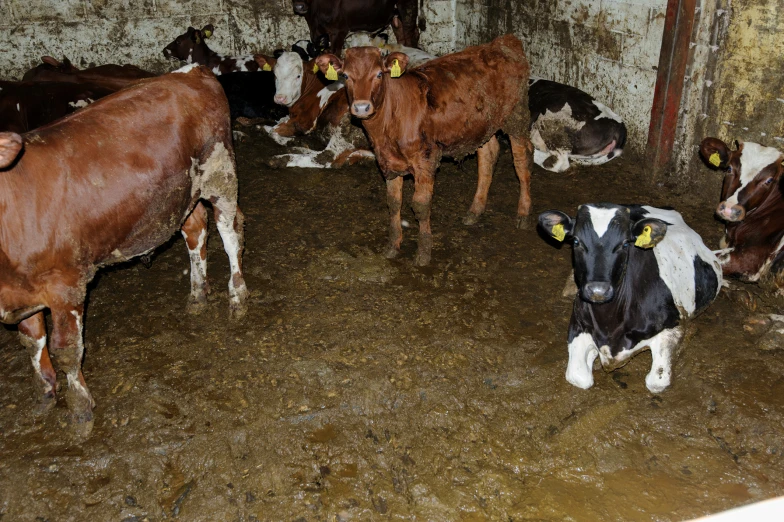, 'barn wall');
454,0,668,156
0,0,454,79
